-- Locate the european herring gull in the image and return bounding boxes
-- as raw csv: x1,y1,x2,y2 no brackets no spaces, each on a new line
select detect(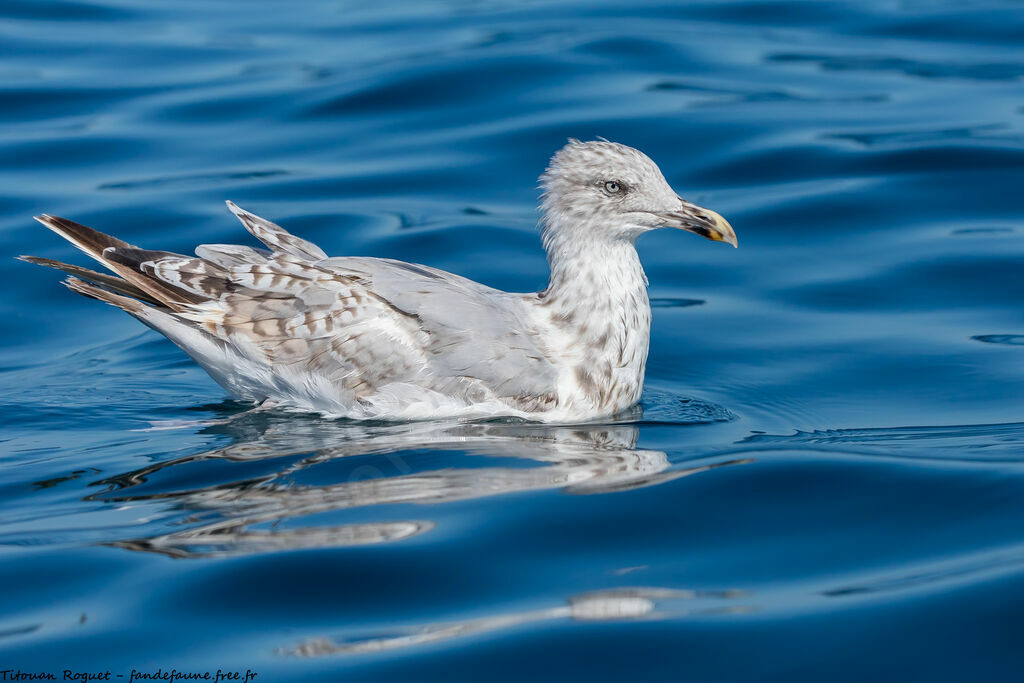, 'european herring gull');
22,140,736,422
